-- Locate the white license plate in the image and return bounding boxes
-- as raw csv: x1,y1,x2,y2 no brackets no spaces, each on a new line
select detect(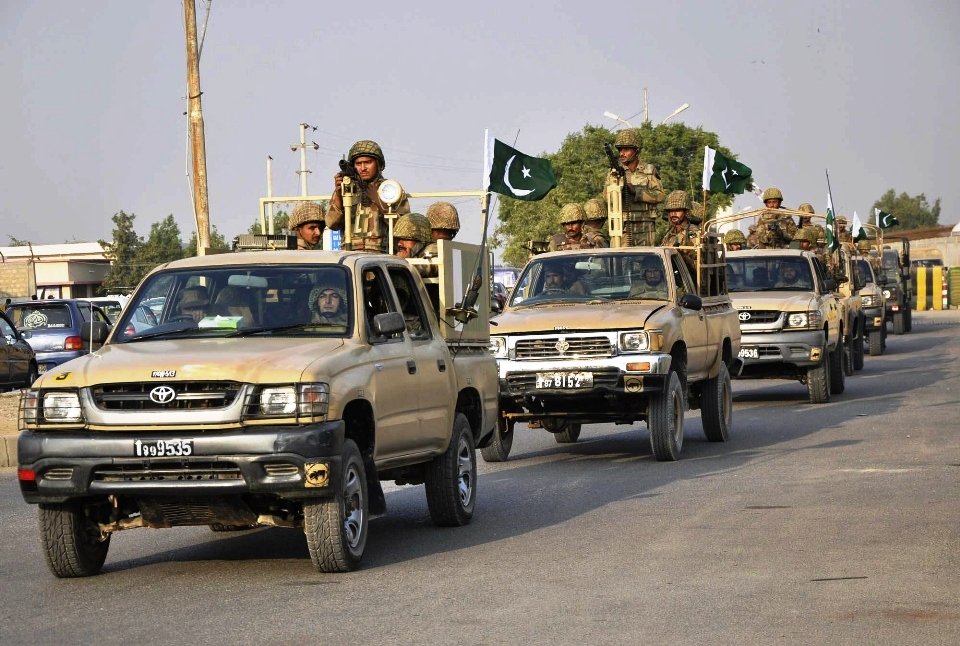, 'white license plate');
535,372,594,389
738,347,759,359
37,364,48,374
133,439,194,457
